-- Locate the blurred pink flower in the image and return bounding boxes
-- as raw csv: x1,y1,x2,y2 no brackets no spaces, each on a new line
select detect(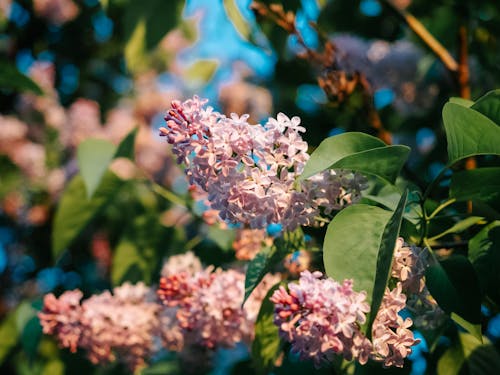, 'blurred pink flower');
33,0,79,25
